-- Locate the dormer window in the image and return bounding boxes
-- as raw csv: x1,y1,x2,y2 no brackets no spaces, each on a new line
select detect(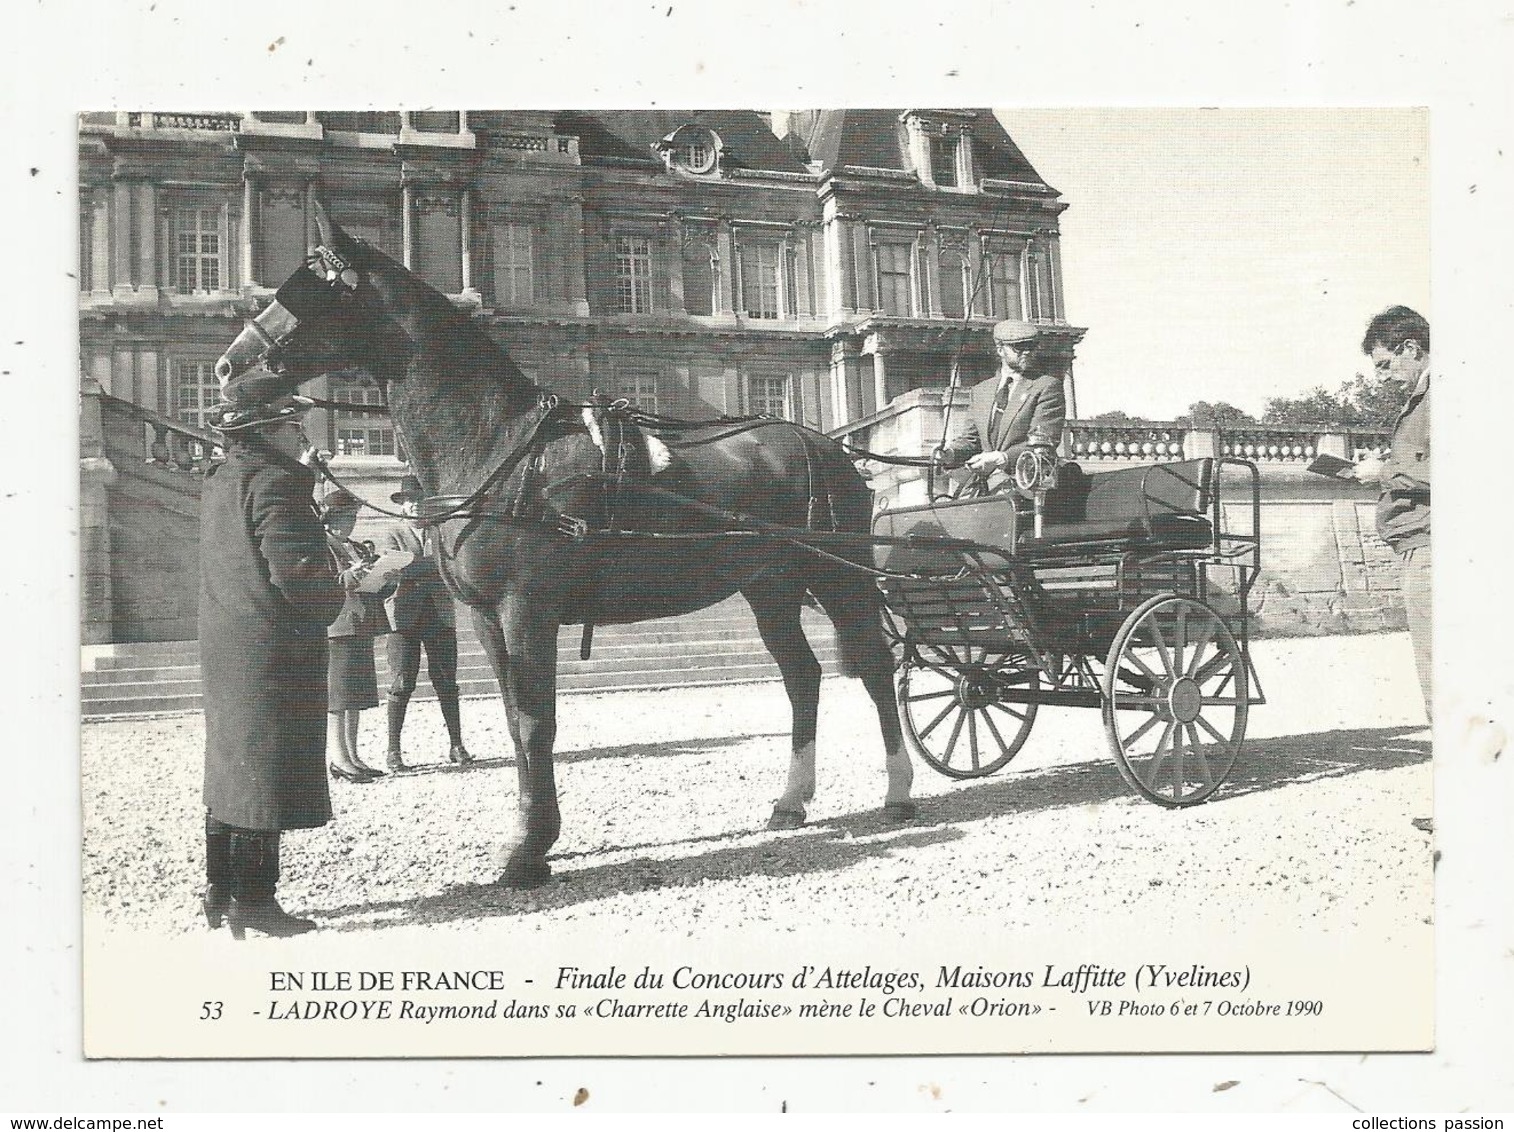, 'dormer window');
901,110,975,190
930,133,959,187
657,124,722,176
